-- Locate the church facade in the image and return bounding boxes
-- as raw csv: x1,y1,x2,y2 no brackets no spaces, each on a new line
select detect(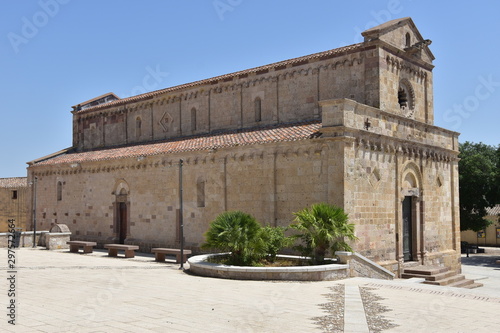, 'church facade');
27,18,461,275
